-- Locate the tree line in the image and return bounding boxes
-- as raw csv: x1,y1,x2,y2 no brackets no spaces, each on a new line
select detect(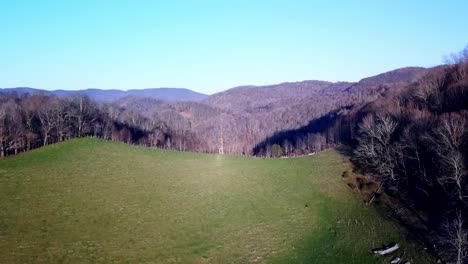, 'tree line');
352,50,468,263
0,93,204,157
